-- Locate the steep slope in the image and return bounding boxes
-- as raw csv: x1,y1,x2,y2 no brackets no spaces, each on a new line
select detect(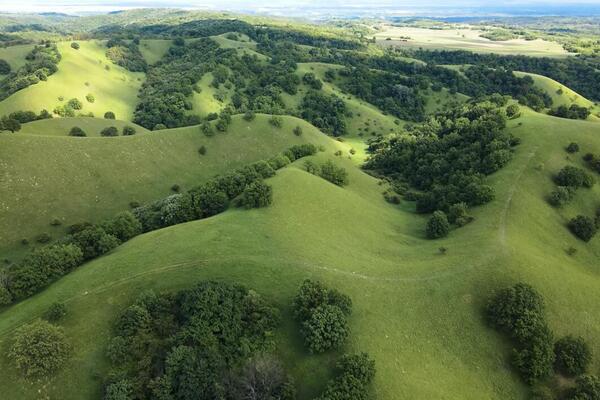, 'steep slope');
0,114,340,259
0,40,143,121
0,110,598,400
